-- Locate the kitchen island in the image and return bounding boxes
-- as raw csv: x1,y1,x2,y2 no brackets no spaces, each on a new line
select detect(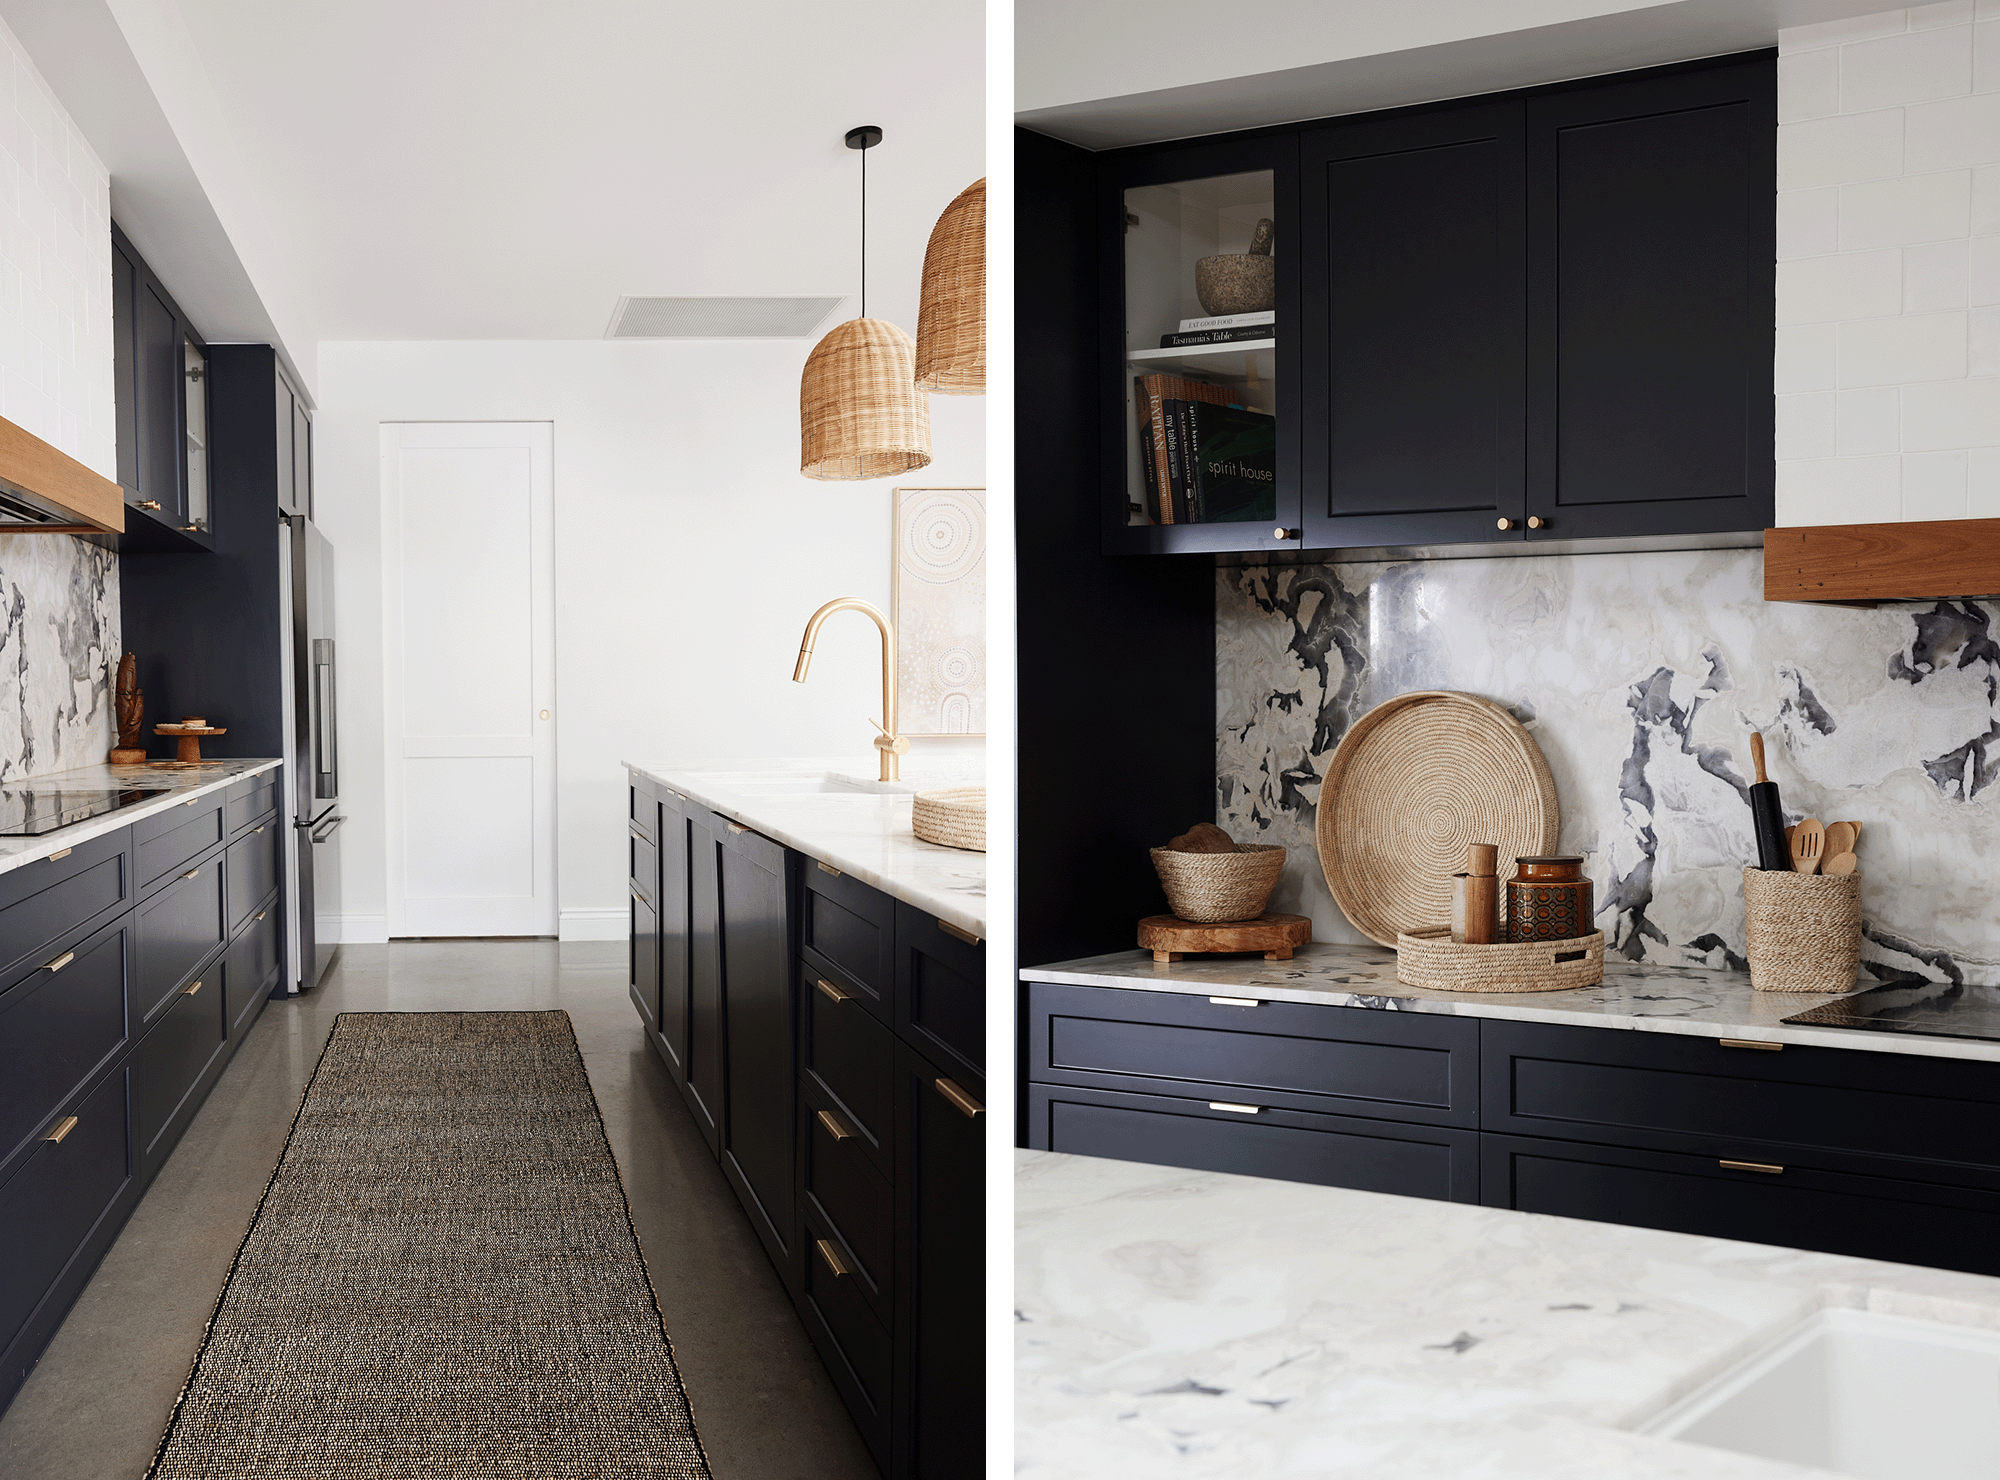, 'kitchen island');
622,762,986,1480
1020,943,2000,1278
1015,1149,2000,1478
